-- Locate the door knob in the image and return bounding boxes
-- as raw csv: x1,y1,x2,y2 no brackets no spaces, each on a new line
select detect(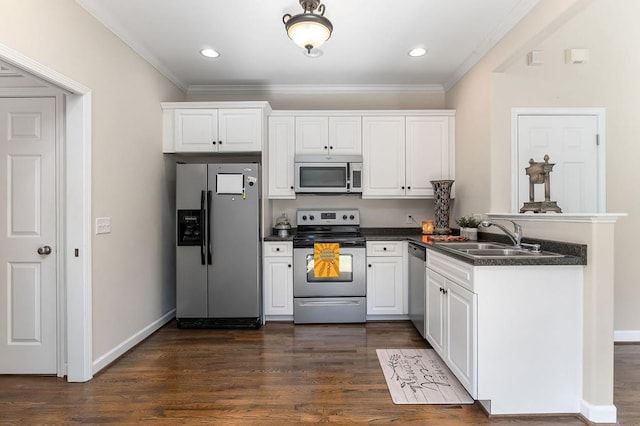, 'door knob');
37,245,52,255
